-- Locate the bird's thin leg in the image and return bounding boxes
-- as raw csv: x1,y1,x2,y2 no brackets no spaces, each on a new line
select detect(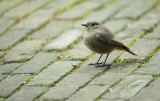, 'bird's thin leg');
89,54,103,65
96,53,109,67
103,53,109,66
